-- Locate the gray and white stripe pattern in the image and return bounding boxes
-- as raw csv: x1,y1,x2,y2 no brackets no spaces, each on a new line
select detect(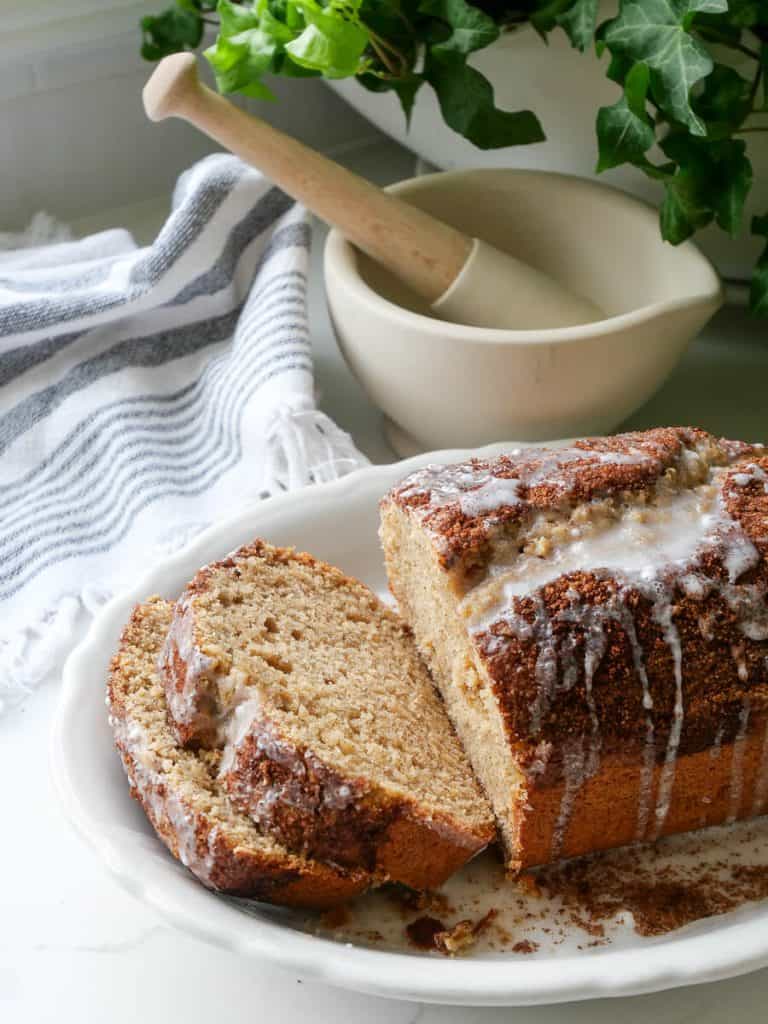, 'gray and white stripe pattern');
0,154,365,712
